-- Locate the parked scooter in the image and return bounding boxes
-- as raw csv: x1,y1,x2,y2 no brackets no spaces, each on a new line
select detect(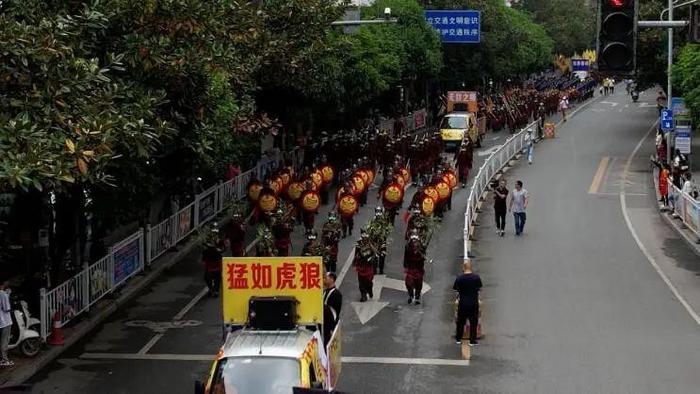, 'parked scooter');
631,90,639,102
9,297,42,357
